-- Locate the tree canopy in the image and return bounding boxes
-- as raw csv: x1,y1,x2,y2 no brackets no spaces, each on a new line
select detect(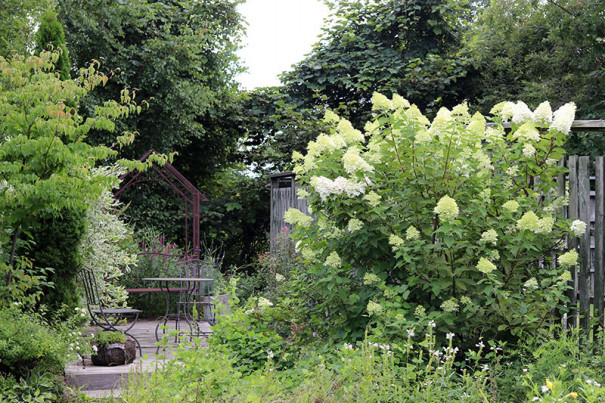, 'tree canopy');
58,0,245,177
281,0,474,127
